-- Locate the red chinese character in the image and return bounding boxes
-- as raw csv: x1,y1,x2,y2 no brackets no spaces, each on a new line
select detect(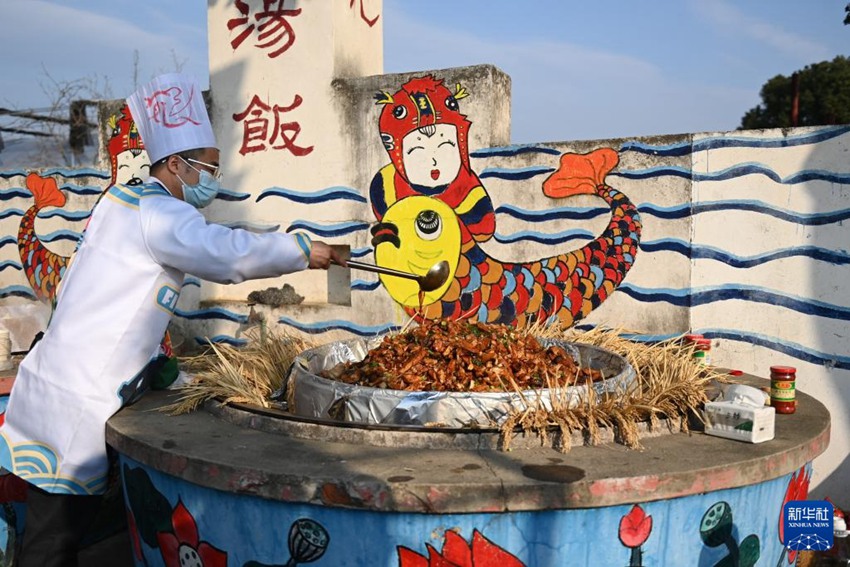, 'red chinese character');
232,94,314,157
350,0,379,27
227,0,302,58
145,86,201,128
